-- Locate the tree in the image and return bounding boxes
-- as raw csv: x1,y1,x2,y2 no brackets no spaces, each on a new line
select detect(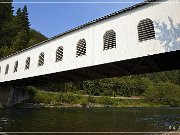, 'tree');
0,0,14,50
0,1,46,59
13,5,30,51
28,29,48,47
